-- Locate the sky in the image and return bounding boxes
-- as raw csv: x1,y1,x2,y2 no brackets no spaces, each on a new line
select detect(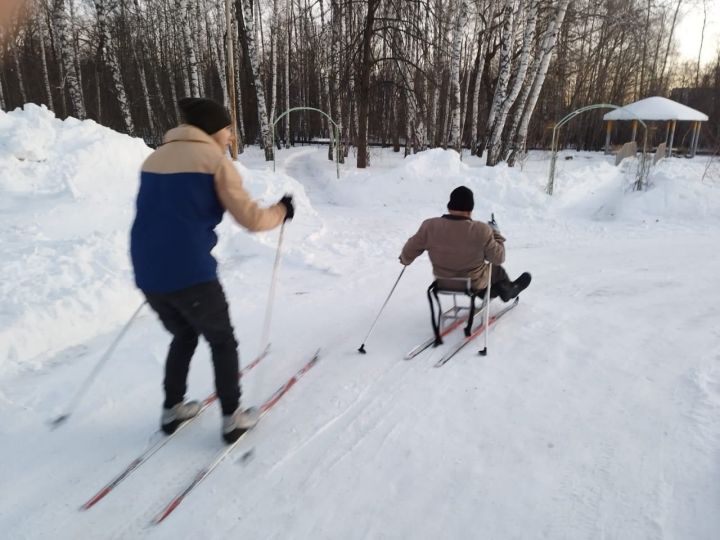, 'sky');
676,0,720,67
